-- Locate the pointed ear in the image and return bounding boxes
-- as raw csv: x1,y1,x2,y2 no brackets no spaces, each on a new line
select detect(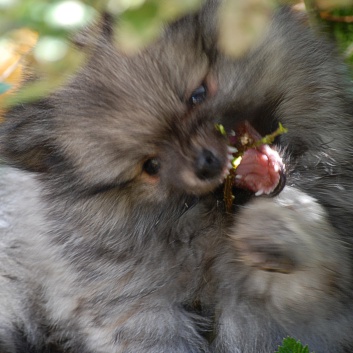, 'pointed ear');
72,12,115,48
100,12,115,40
0,99,62,173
